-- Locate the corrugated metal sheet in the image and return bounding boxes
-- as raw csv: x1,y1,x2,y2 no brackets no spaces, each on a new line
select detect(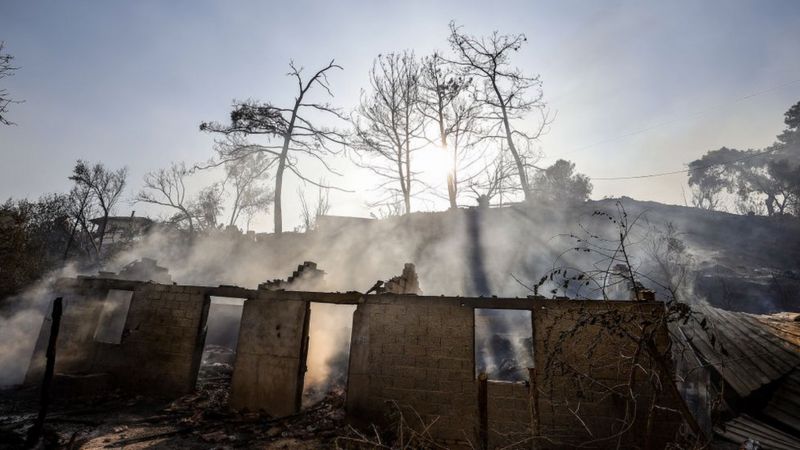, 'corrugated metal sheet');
755,312,800,348
679,304,800,399
678,304,800,446
715,415,800,450
763,368,800,434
